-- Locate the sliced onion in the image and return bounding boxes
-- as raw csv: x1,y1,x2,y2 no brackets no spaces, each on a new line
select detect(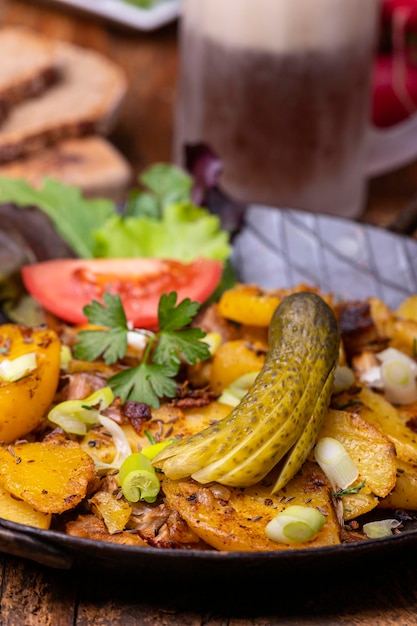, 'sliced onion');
362,519,401,539
0,352,37,382
265,505,326,544
48,387,114,436
314,437,359,491
94,415,132,472
377,347,417,373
